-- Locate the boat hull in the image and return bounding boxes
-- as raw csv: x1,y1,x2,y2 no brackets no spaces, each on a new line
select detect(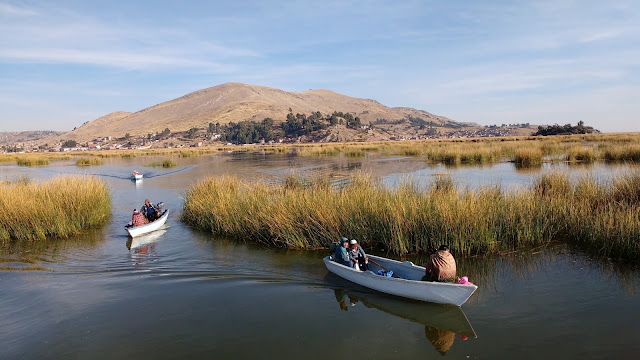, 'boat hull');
125,210,169,238
132,174,143,181
323,255,477,306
